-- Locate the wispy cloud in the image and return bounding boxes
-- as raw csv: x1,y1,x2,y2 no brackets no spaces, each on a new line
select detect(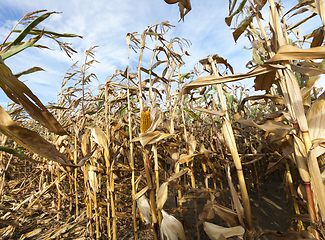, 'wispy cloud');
0,0,324,106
